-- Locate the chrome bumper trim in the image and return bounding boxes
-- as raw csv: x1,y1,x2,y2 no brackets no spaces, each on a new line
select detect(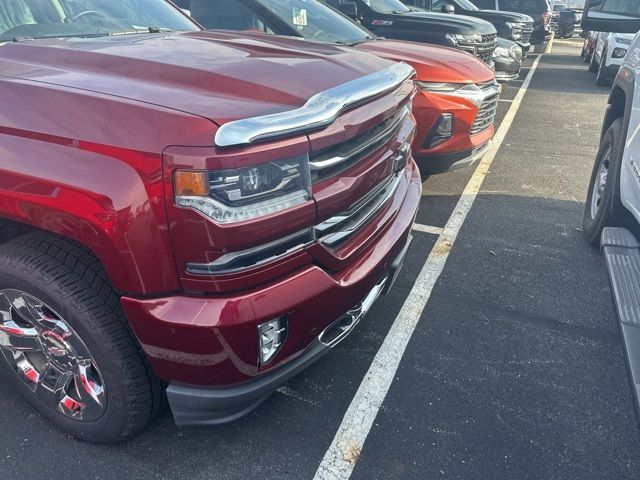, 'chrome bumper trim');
214,62,415,148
